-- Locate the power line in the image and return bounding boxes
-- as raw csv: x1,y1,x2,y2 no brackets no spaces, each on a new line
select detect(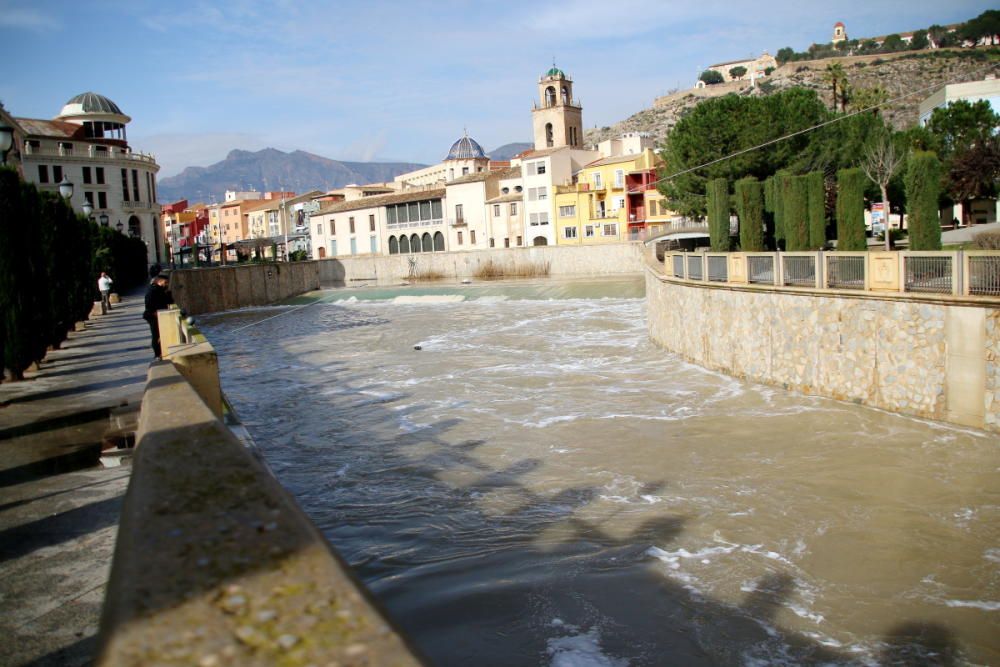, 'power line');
651,62,1000,188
